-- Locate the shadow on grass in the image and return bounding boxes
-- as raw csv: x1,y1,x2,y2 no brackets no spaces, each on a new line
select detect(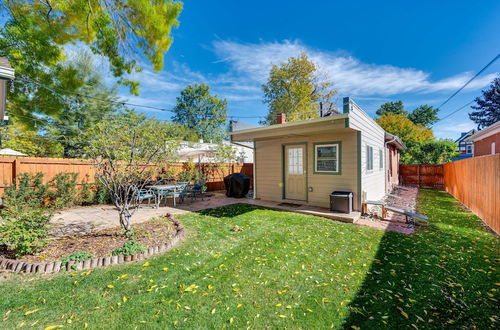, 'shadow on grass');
196,203,268,218
342,189,499,329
